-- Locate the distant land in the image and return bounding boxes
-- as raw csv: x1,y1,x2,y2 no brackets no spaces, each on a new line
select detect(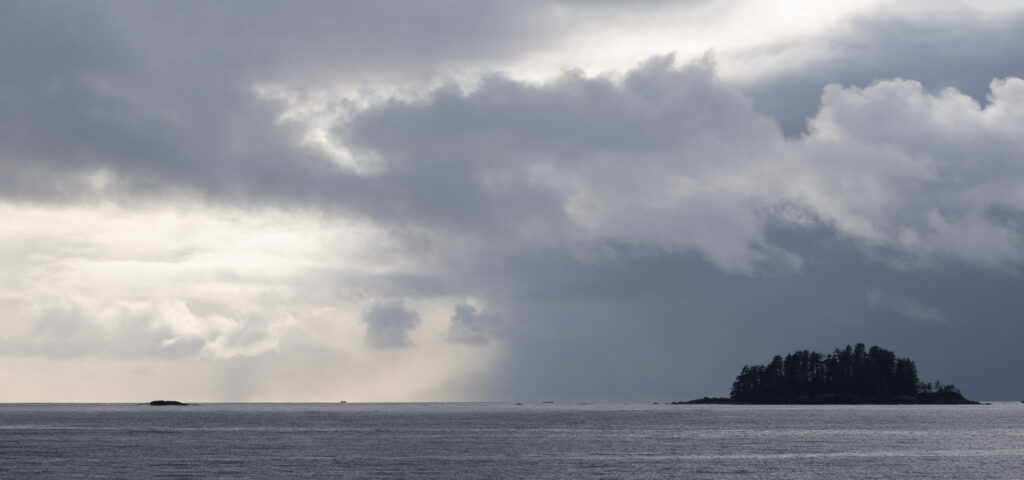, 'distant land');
149,400,189,406
678,344,977,405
